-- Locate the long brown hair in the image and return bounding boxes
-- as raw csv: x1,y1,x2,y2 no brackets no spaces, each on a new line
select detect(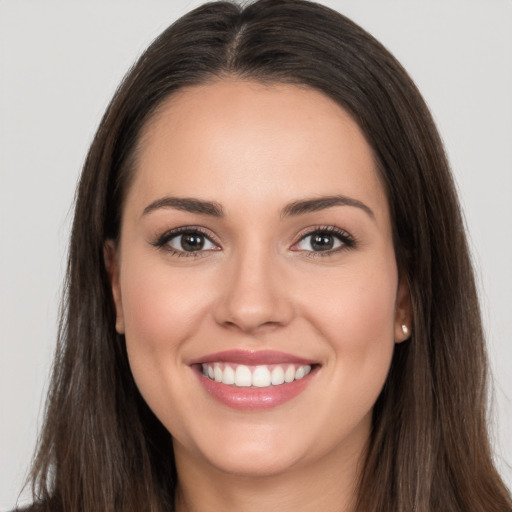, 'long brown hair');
23,1,511,511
